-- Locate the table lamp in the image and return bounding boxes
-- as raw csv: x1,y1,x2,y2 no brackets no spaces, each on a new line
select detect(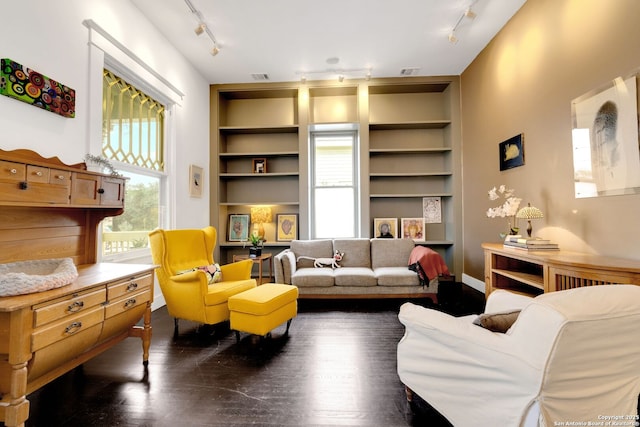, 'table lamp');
516,203,544,238
250,206,272,240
